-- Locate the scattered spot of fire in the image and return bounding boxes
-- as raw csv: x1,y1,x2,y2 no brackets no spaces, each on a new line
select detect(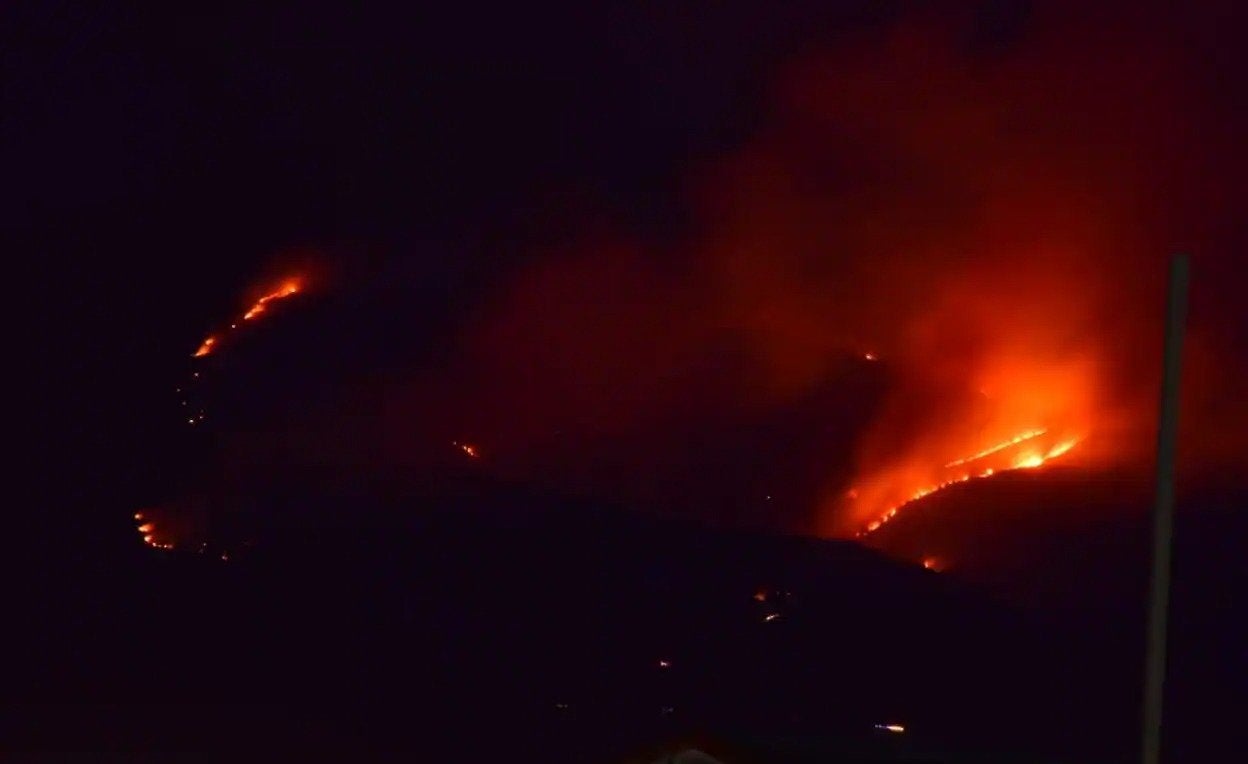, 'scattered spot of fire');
874,723,906,733
753,589,768,602
922,557,943,572
864,352,877,361
453,441,479,458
